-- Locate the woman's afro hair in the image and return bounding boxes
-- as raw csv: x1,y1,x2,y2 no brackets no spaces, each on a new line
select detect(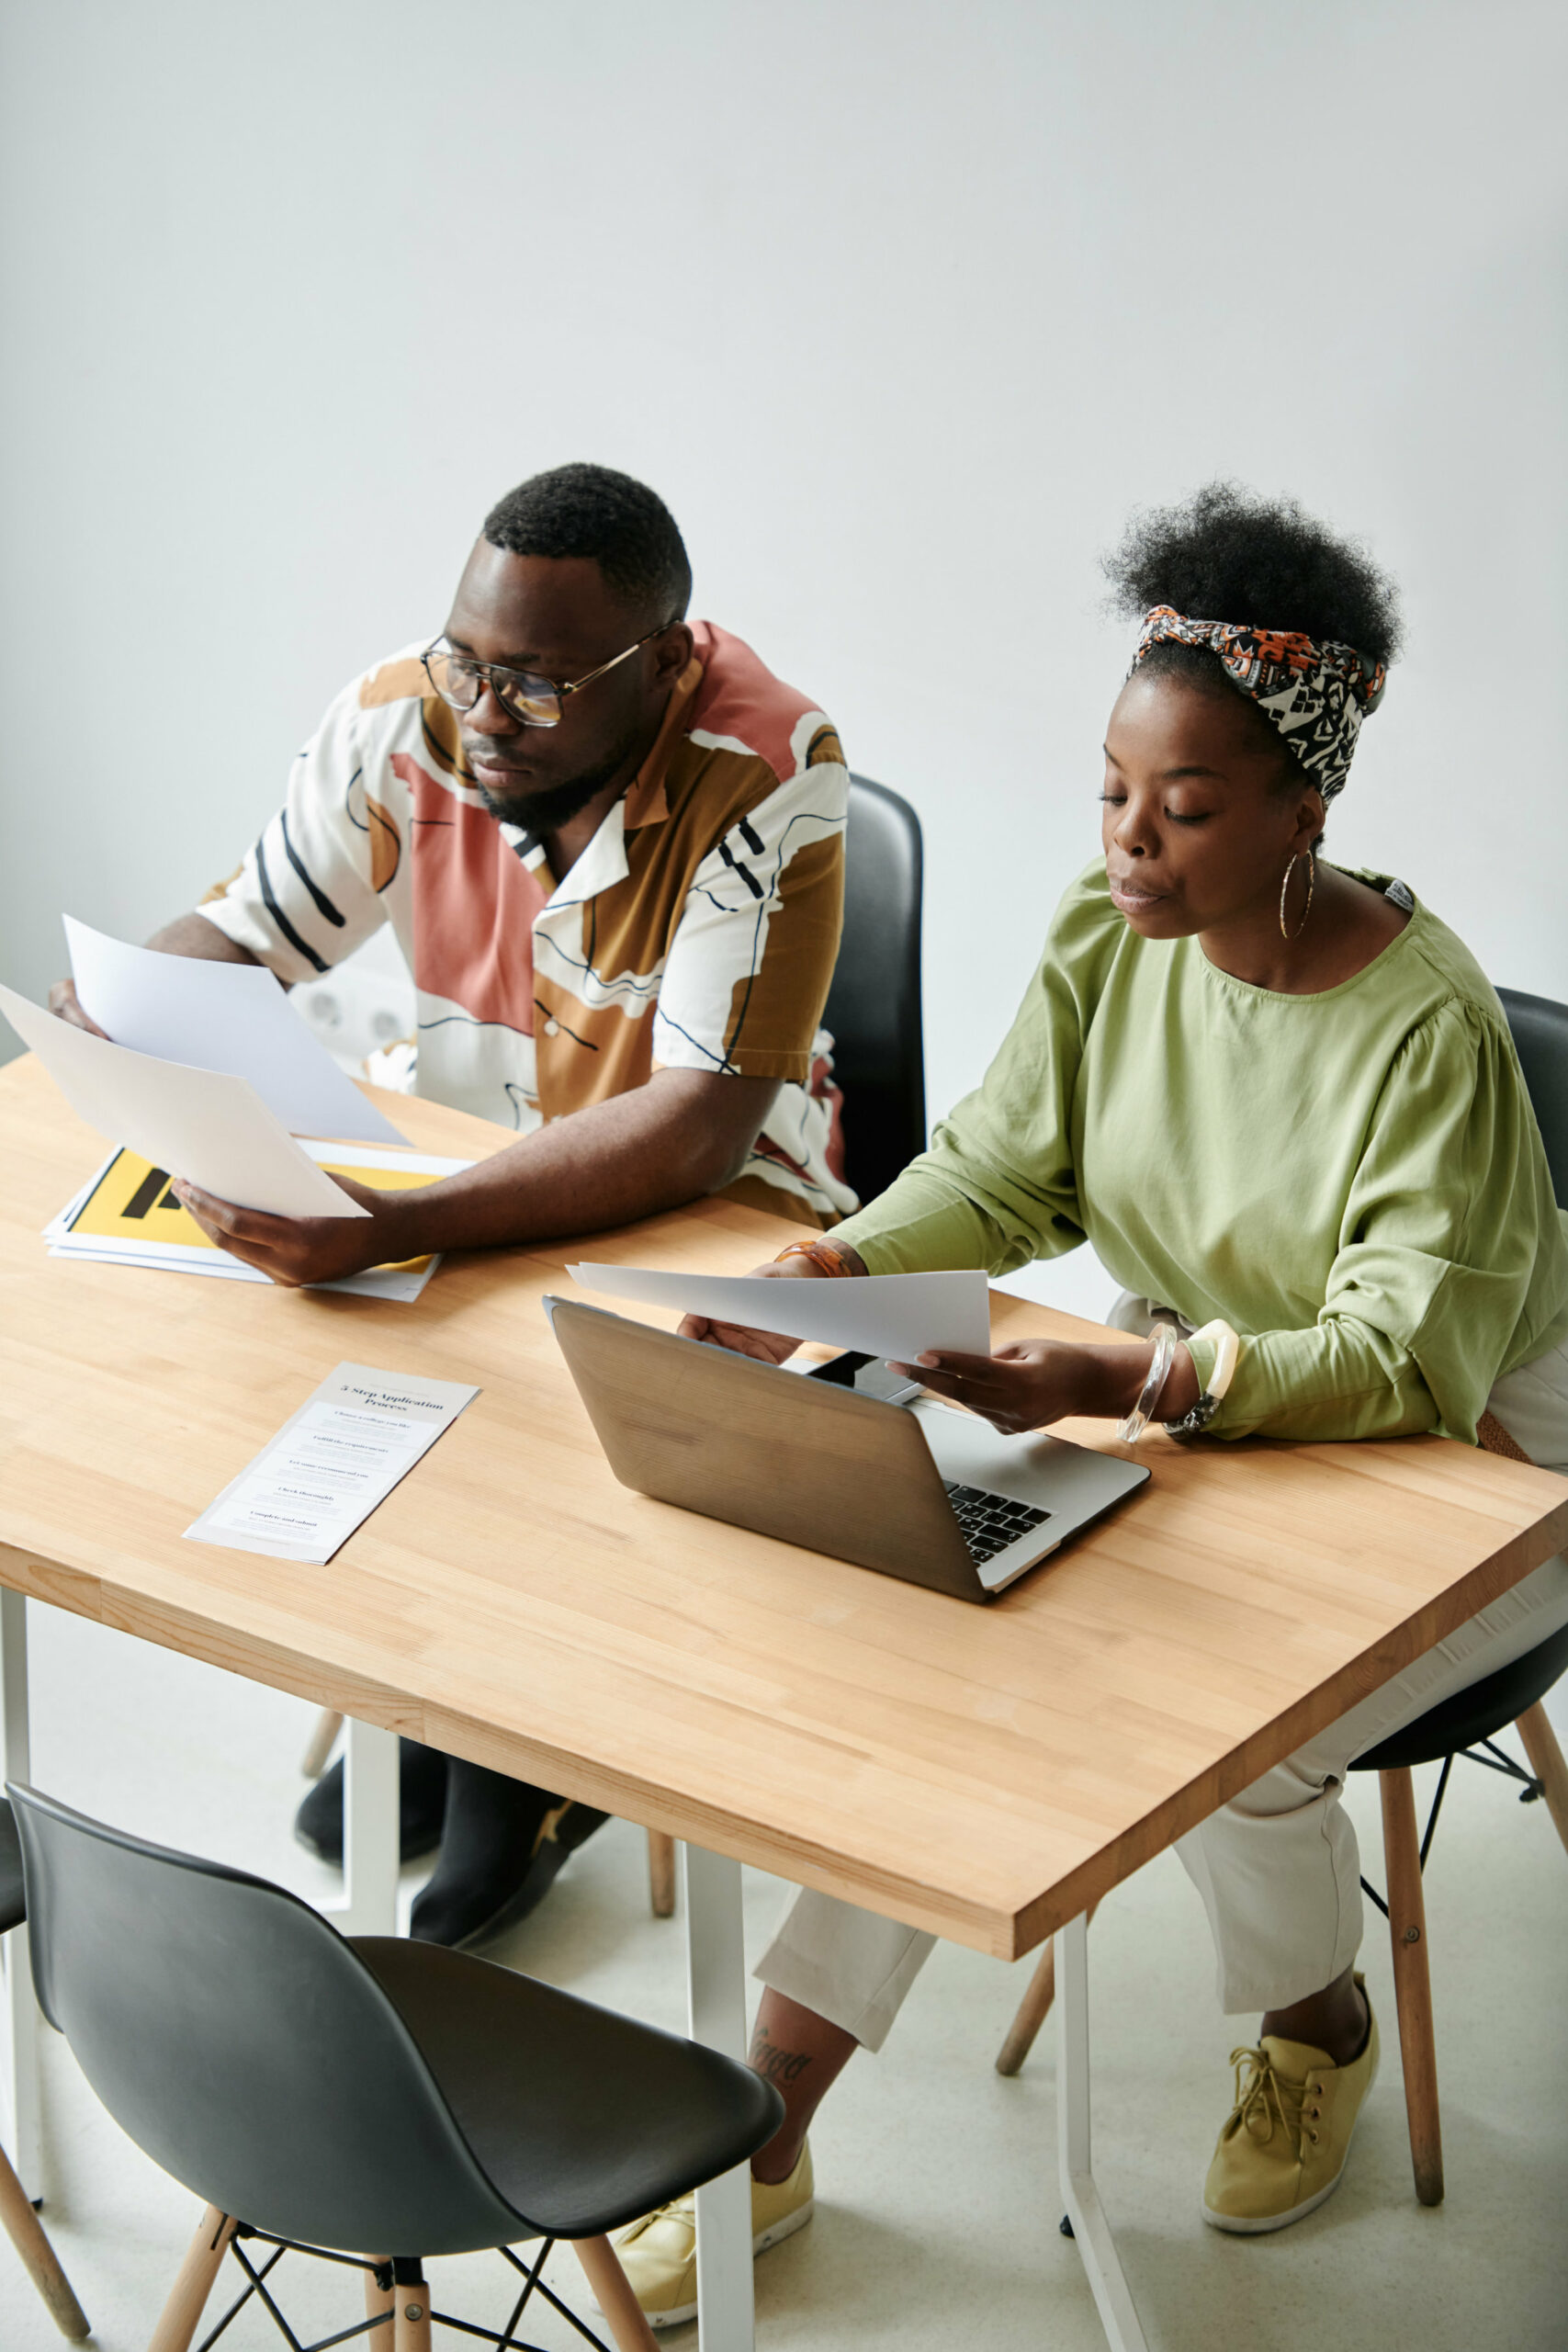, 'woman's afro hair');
1103,481,1401,664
